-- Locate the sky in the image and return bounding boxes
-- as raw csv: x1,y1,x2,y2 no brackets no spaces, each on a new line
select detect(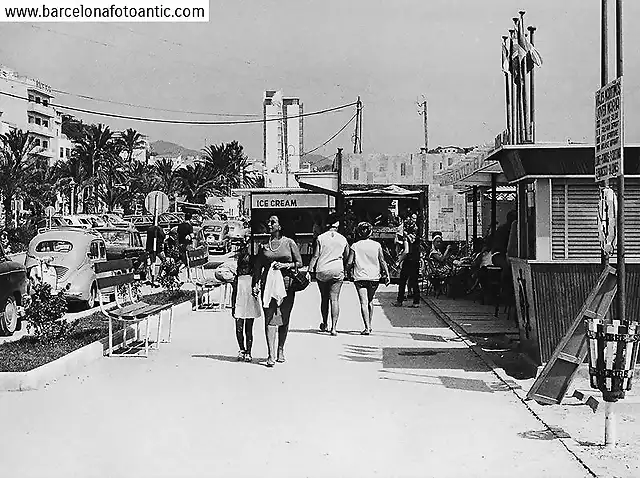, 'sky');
1,0,639,161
